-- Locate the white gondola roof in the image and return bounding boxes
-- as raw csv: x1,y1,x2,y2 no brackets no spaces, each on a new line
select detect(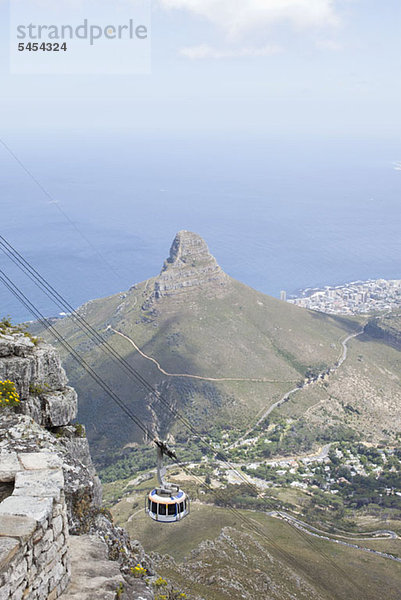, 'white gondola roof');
148,489,187,504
